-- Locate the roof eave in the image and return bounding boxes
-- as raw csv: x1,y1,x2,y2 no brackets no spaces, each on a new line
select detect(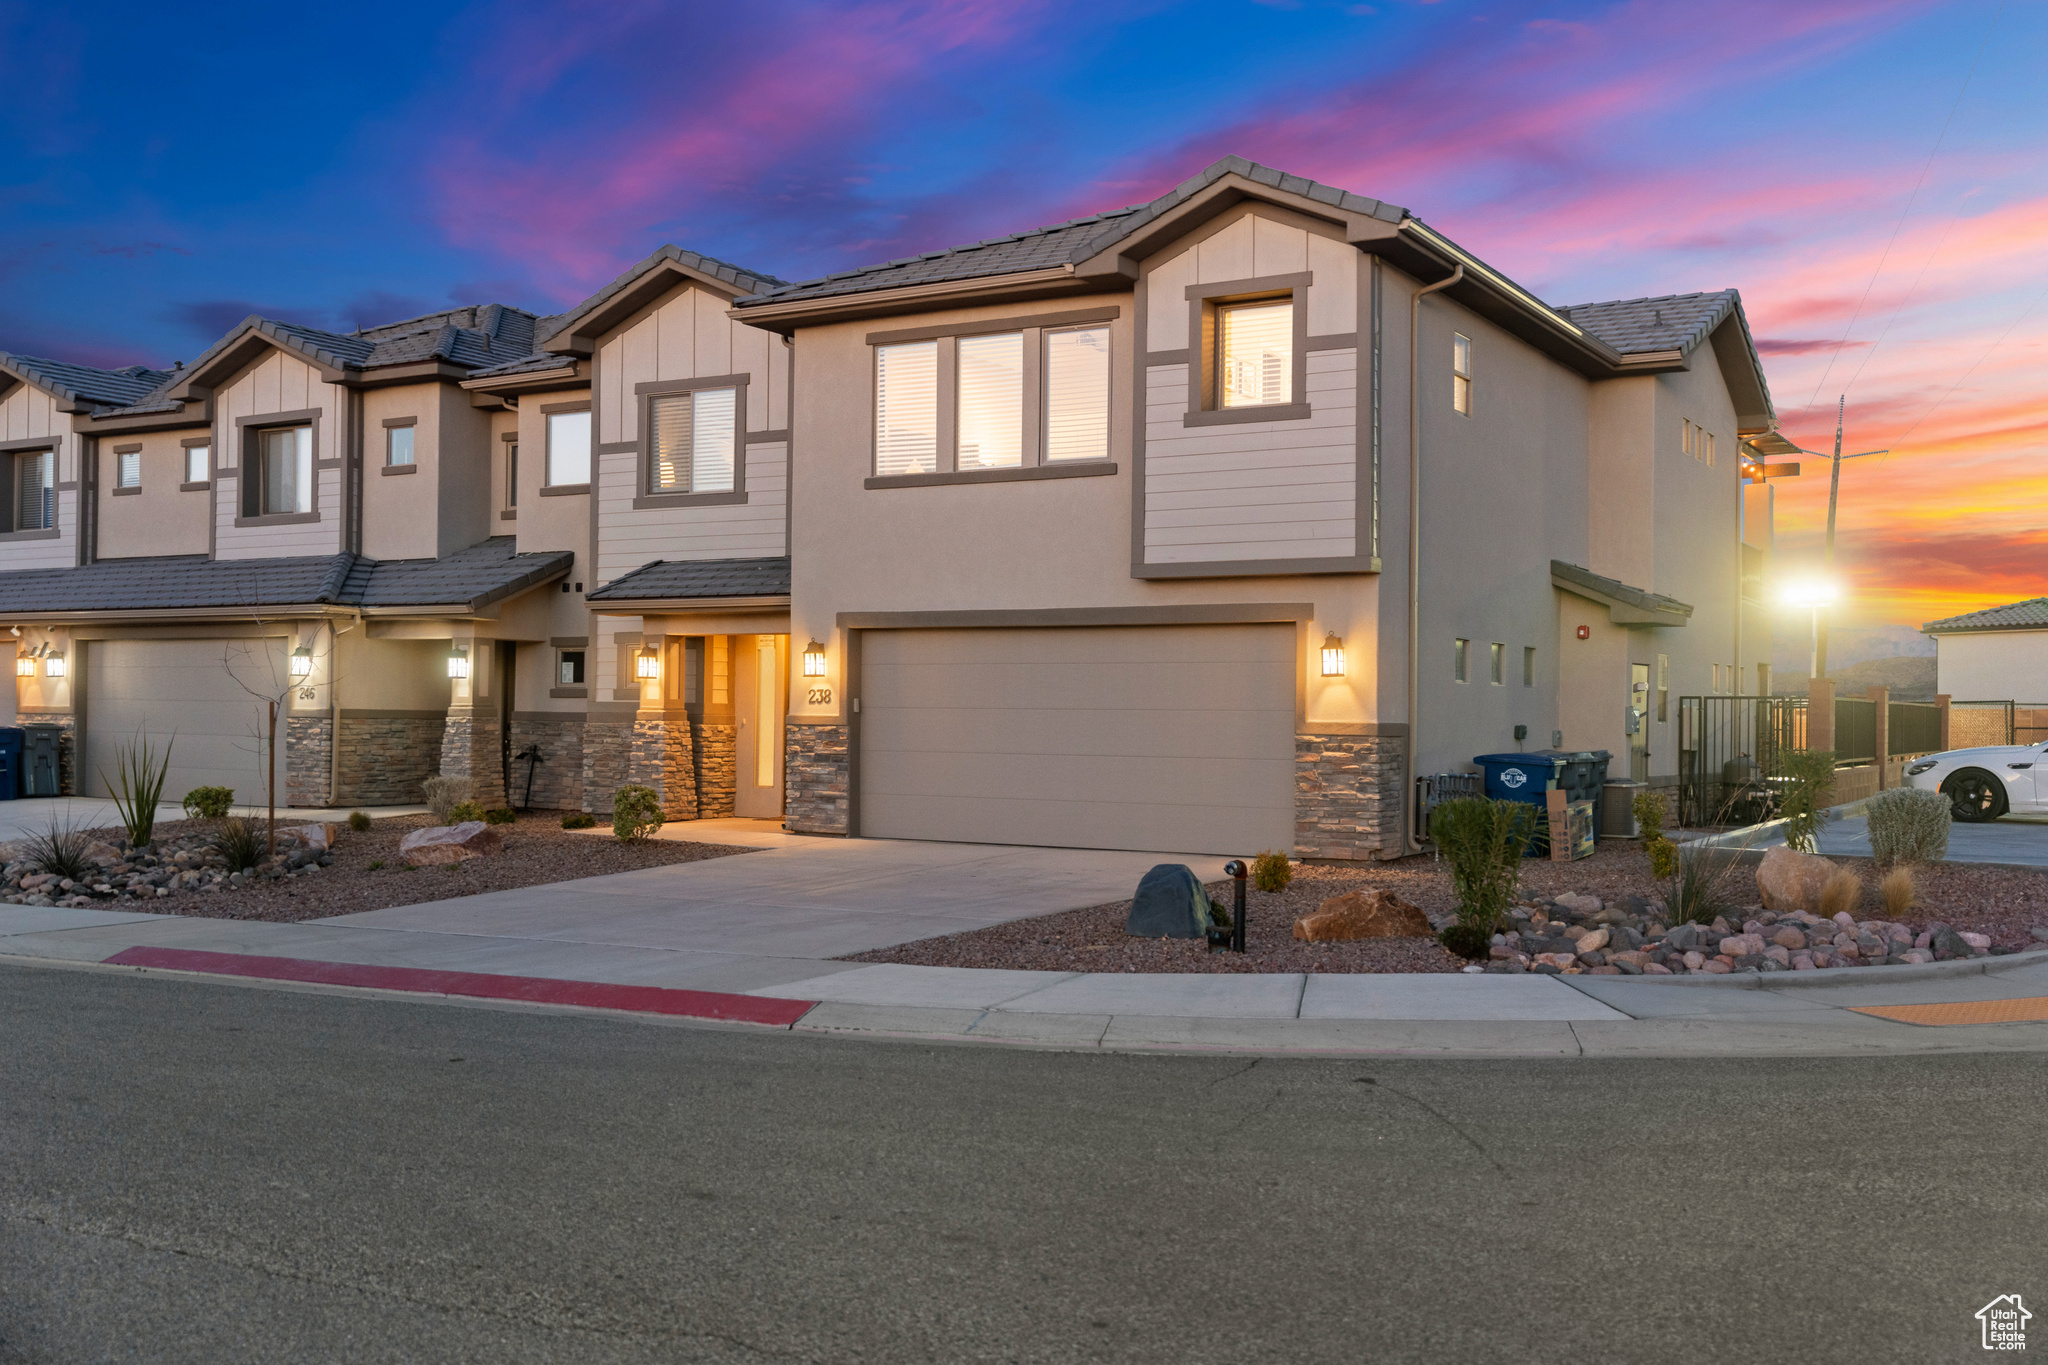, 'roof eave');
586,593,792,613
541,247,780,356
459,361,586,394
730,266,1091,335
1551,561,1693,628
